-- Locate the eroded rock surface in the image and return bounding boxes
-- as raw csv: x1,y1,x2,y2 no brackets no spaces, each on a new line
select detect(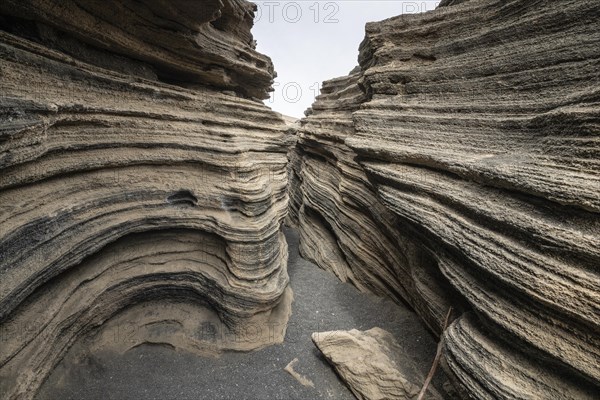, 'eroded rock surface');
0,1,291,399
312,328,441,400
292,0,600,398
